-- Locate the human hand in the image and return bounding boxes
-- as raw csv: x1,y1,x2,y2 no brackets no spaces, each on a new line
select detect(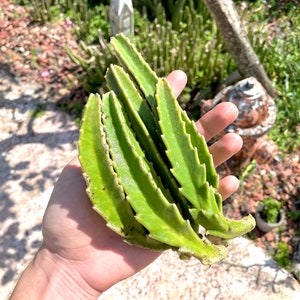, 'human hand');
11,71,242,300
